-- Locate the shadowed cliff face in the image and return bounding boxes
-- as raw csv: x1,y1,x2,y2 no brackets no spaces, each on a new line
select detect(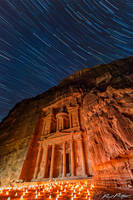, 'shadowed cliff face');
0,56,133,186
